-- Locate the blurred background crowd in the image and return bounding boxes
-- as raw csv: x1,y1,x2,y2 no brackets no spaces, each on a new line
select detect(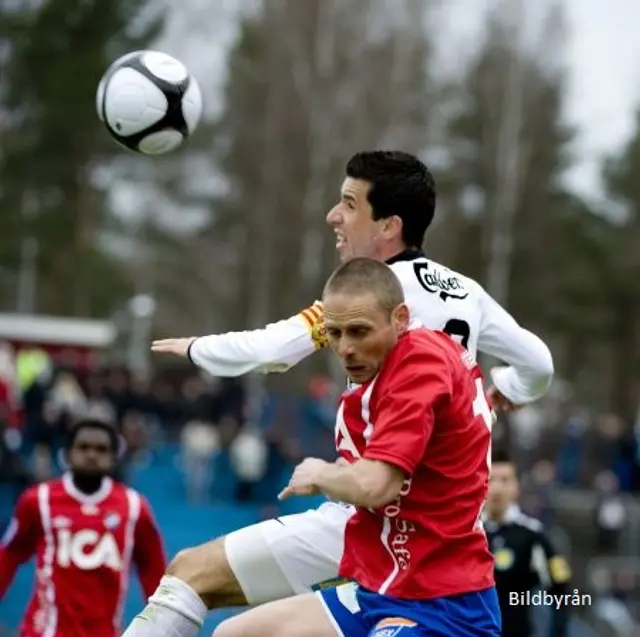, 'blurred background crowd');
1,0,640,635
